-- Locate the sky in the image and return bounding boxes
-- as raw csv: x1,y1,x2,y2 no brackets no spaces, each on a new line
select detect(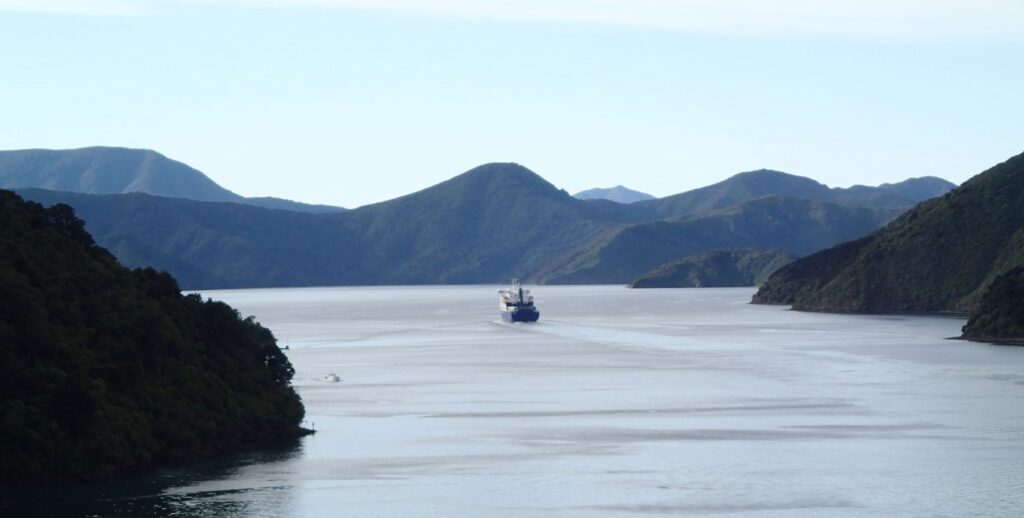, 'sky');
1,0,1022,208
